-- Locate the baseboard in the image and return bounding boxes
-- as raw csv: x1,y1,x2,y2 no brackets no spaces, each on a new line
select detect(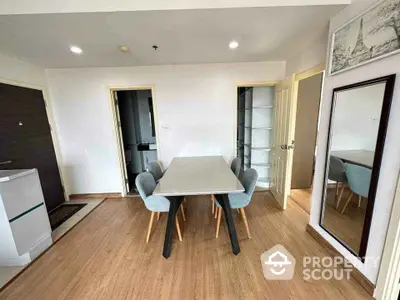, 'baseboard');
69,193,121,200
306,224,375,296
